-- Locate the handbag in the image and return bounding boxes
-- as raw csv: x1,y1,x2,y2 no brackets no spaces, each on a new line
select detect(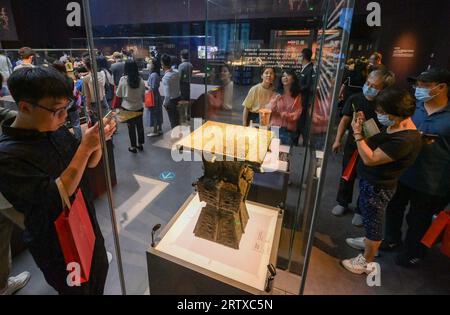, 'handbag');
440,221,450,258
421,210,450,248
111,86,122,109
54,178,96,284
341,149,359,181
145,90,155,108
